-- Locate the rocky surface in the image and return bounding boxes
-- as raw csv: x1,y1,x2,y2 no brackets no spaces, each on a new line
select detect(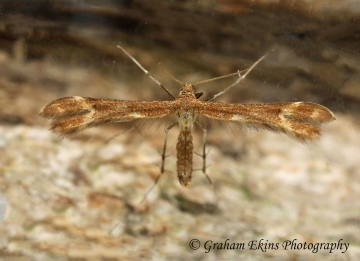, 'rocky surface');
0,111,359,260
